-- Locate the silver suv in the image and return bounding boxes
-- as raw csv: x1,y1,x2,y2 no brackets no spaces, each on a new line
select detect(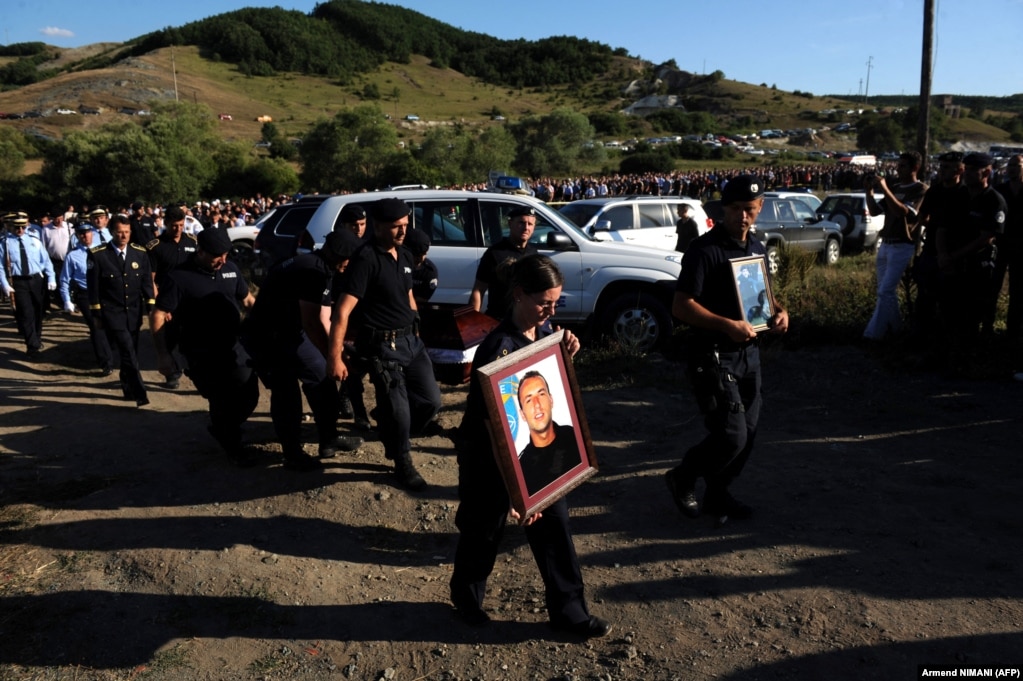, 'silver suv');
558,196,712,251
266,190,684,351
816,192,886,251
